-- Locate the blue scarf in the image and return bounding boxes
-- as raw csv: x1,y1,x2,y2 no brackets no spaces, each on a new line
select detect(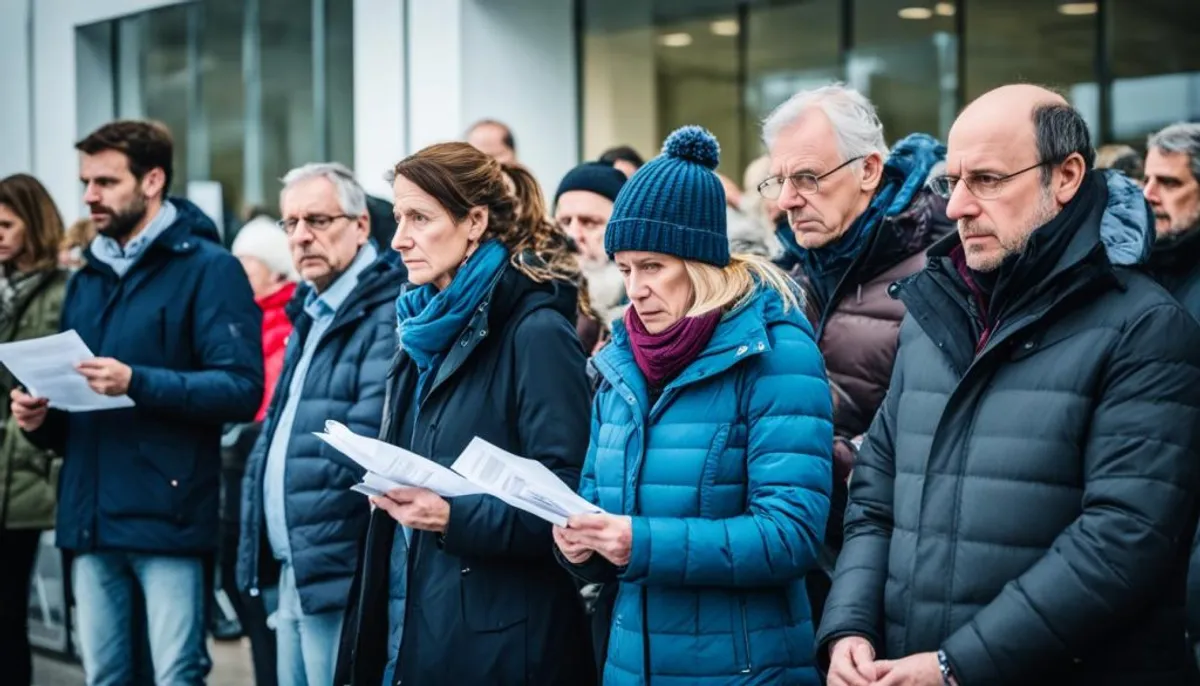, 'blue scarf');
777,133,946,290
395,240,509,400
